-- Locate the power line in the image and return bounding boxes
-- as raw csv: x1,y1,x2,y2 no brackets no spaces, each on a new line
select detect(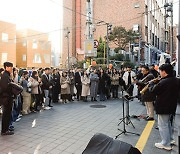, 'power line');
50,0,179,27
49,0,108,24
5,24,87,42
2,0,179,42
110,1,179,25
